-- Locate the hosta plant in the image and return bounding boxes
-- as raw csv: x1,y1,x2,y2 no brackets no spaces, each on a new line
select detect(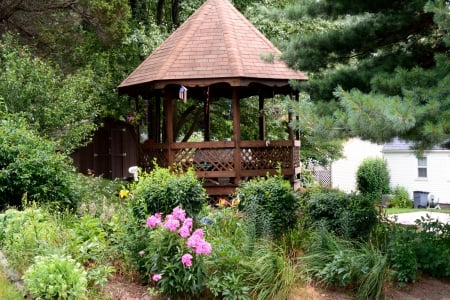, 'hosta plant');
23,254,88,300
